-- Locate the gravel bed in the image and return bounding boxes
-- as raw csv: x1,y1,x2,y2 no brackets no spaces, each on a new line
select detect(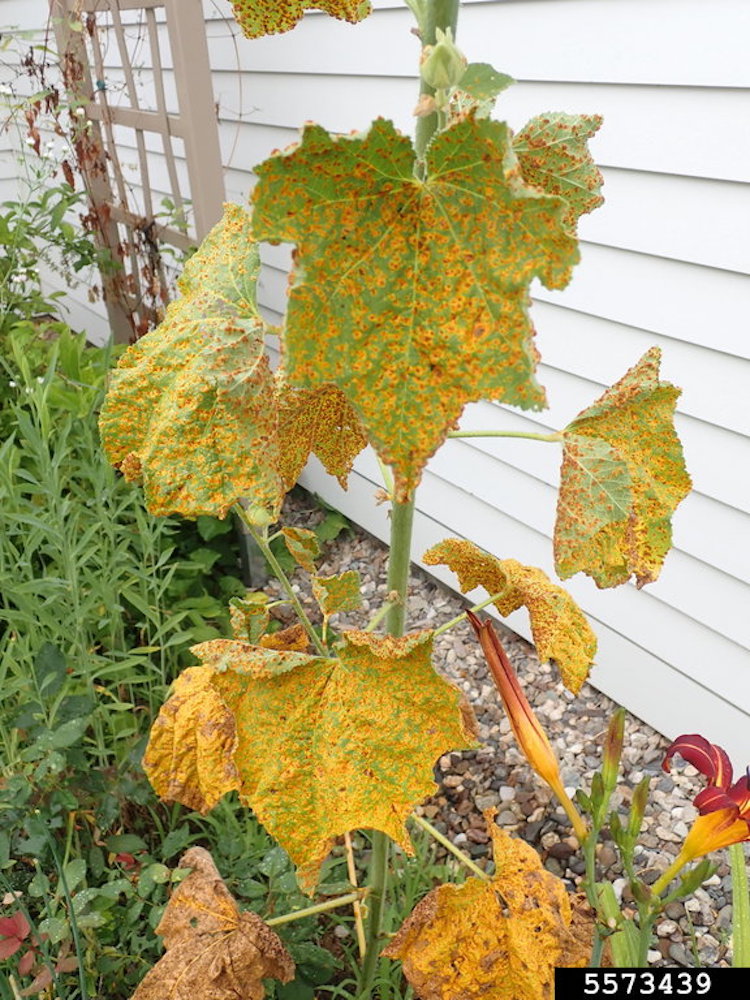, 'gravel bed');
268,491,743,968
